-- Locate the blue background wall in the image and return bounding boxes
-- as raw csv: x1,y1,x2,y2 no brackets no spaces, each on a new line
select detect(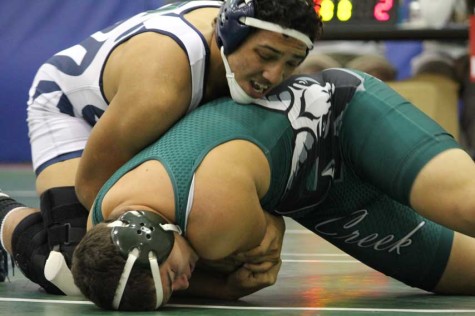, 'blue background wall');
0,0,165,162
0,0,420,163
